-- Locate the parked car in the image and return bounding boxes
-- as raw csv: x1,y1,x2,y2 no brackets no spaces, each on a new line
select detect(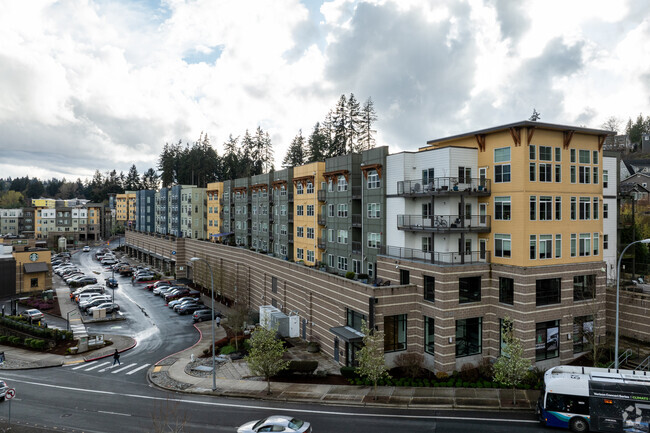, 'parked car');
237,416,311,433
117,265,133,276
69,276,98,288
133,274,156,283
164,287,191,302
154,285,179,296
176,301,204,315
21,309,44,322
146,280,172,291
168,295,200,309
106,278,118,288
88,302,120,315
82,246,90,252
173,298,201,312
80,296,112,312
192,309,219,322
0,380,8,401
